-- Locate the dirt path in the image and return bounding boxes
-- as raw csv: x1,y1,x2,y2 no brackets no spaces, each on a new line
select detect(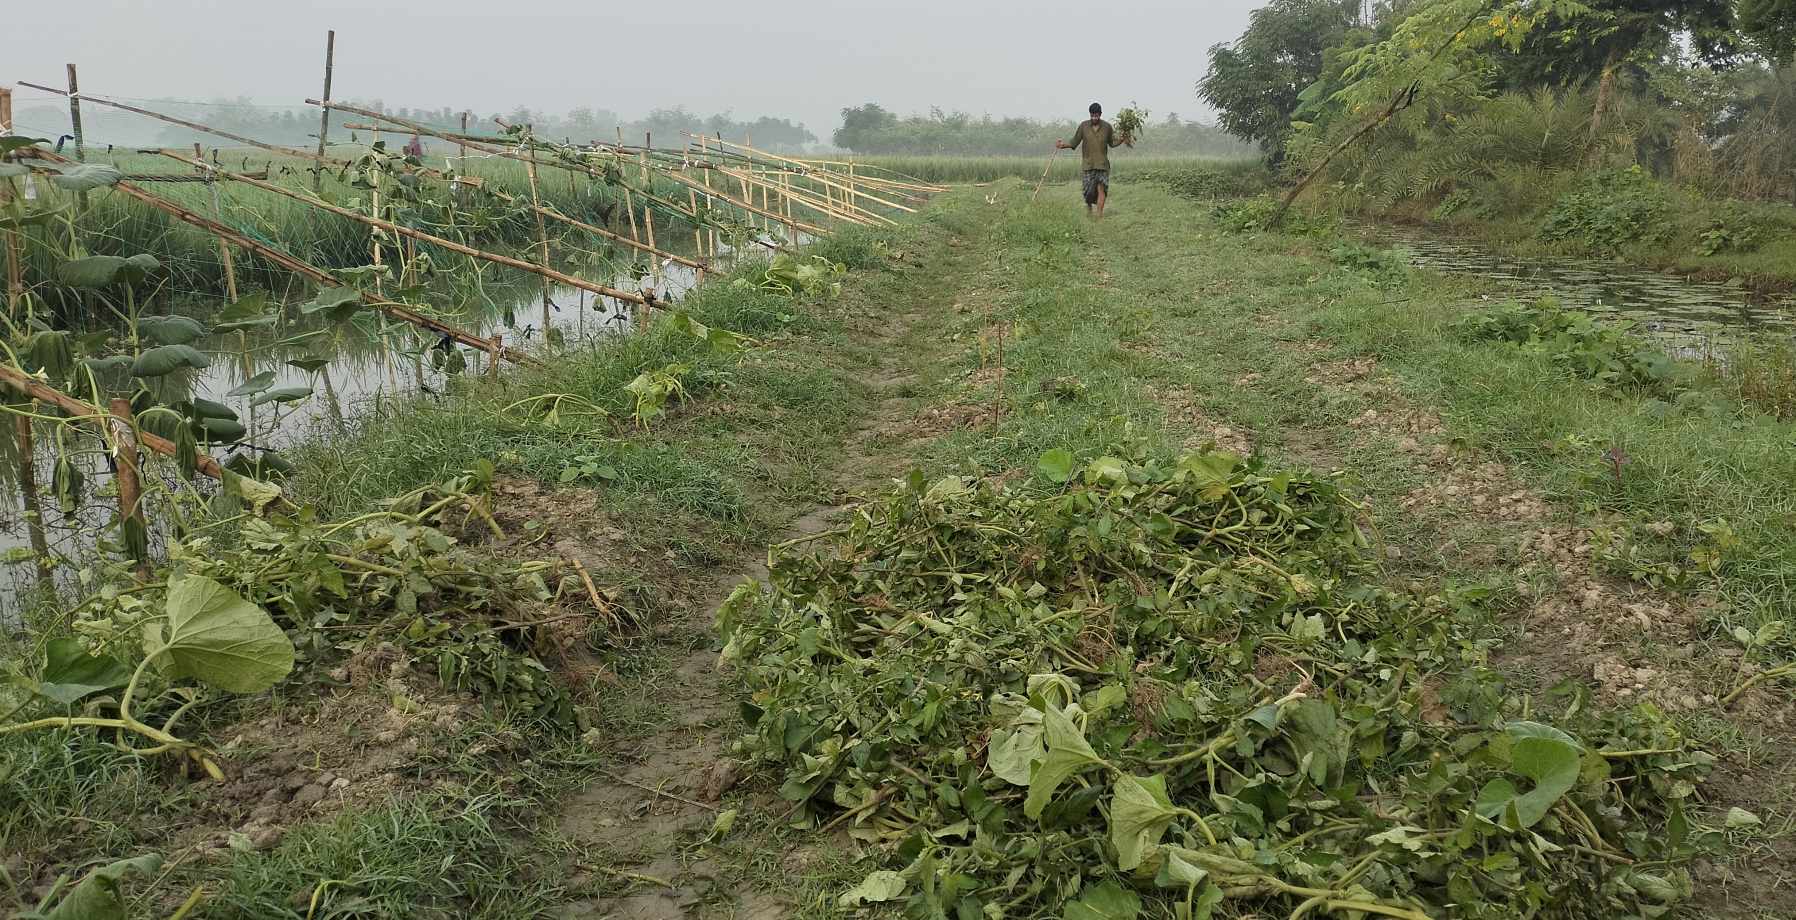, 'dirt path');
550,245,968,919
